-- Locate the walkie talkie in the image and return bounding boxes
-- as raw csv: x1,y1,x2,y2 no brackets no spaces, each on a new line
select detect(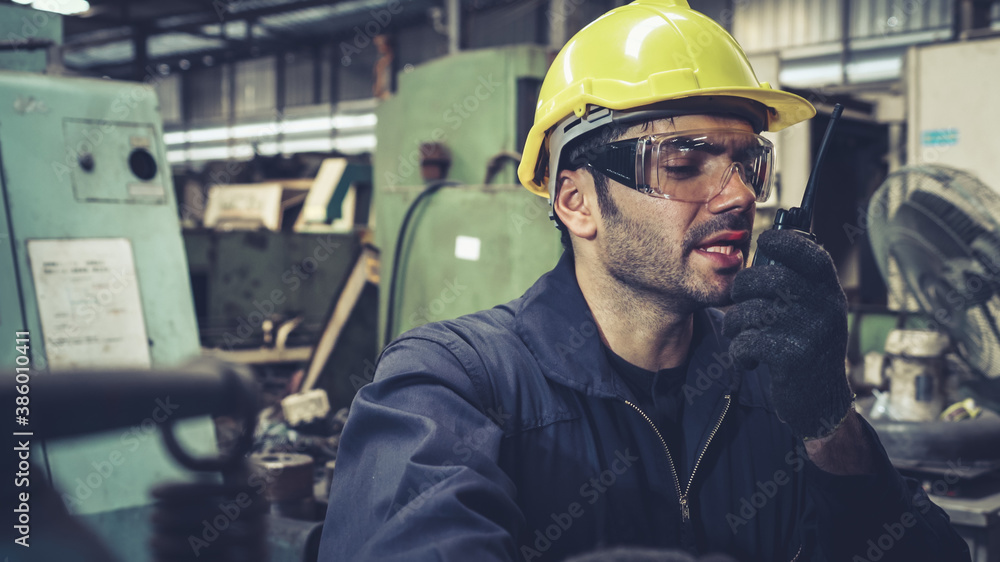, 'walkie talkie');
752,103,844,266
